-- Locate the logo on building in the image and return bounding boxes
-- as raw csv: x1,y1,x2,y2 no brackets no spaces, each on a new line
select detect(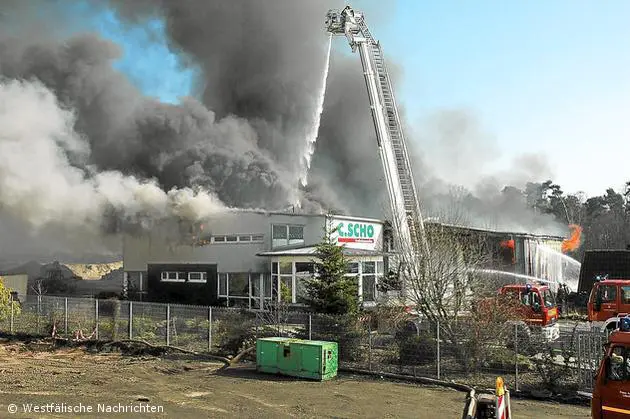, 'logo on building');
336,222,375,244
